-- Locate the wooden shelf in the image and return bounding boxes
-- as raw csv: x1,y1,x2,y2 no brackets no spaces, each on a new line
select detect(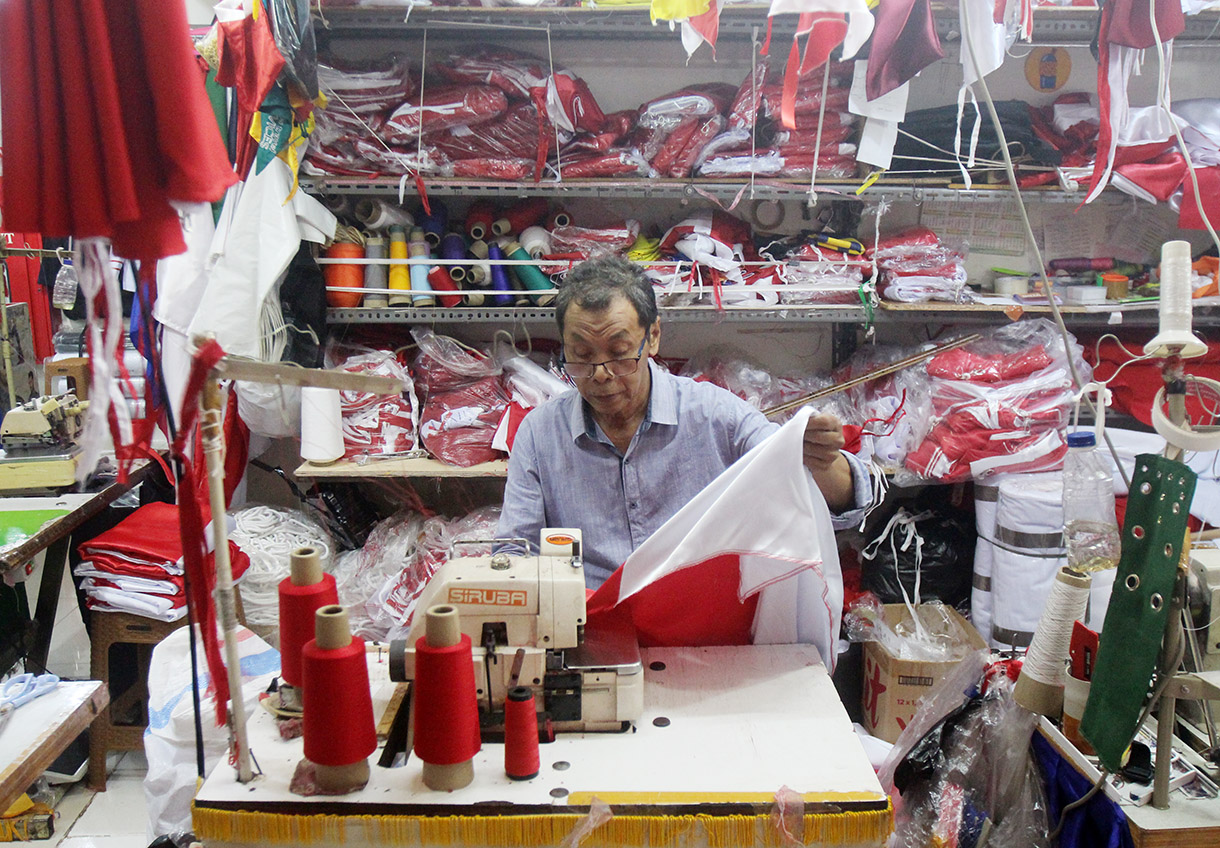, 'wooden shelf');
295,456,508,479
